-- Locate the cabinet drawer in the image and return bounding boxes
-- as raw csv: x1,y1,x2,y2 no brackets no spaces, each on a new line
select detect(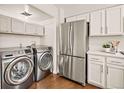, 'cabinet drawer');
88,55,105,62
107,57,124,66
